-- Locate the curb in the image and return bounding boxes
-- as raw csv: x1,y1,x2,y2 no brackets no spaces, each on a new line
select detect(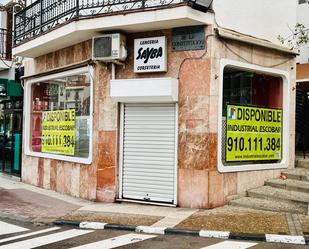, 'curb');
0,212,57,225
53,220,309,245
0,212,33,223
